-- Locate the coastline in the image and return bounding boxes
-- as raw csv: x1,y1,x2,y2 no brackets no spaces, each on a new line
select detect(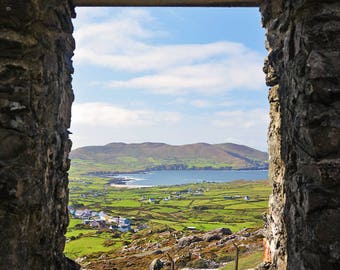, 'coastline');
86,166,269,177
107,169,269,188
110,178,269,189
110,184,150,188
